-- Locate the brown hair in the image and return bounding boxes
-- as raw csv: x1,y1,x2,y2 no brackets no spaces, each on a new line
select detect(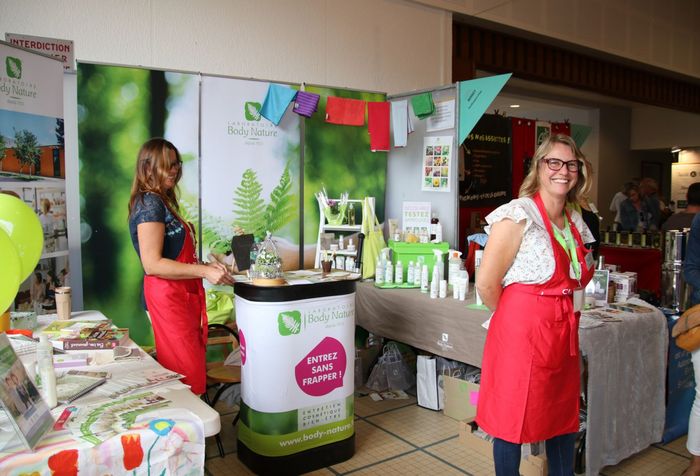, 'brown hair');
518,133,592,204
127,138,182,216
